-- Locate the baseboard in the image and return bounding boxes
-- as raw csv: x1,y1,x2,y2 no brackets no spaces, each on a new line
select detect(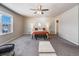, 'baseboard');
0,34,23,46
23,33,31,35
58,35,79,46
